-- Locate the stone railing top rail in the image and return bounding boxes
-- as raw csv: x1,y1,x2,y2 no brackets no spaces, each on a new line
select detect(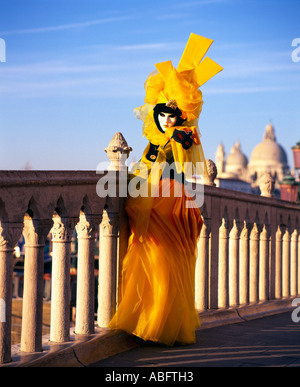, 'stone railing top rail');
203,183,300,210
0,170,104,187
0,170,299,210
